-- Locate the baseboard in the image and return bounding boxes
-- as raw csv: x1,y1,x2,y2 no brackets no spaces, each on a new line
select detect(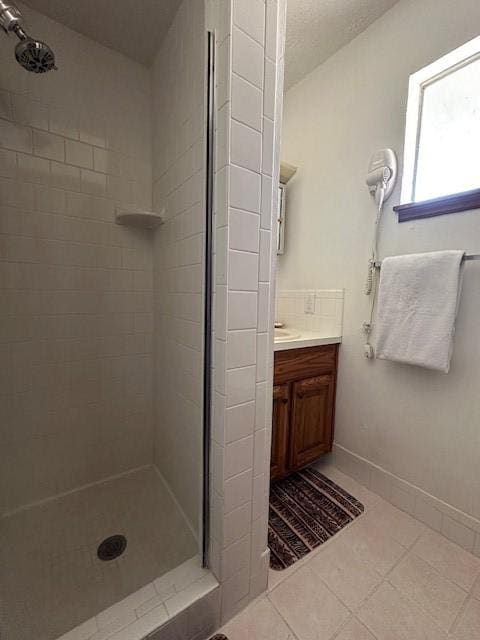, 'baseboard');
332,443,480,557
